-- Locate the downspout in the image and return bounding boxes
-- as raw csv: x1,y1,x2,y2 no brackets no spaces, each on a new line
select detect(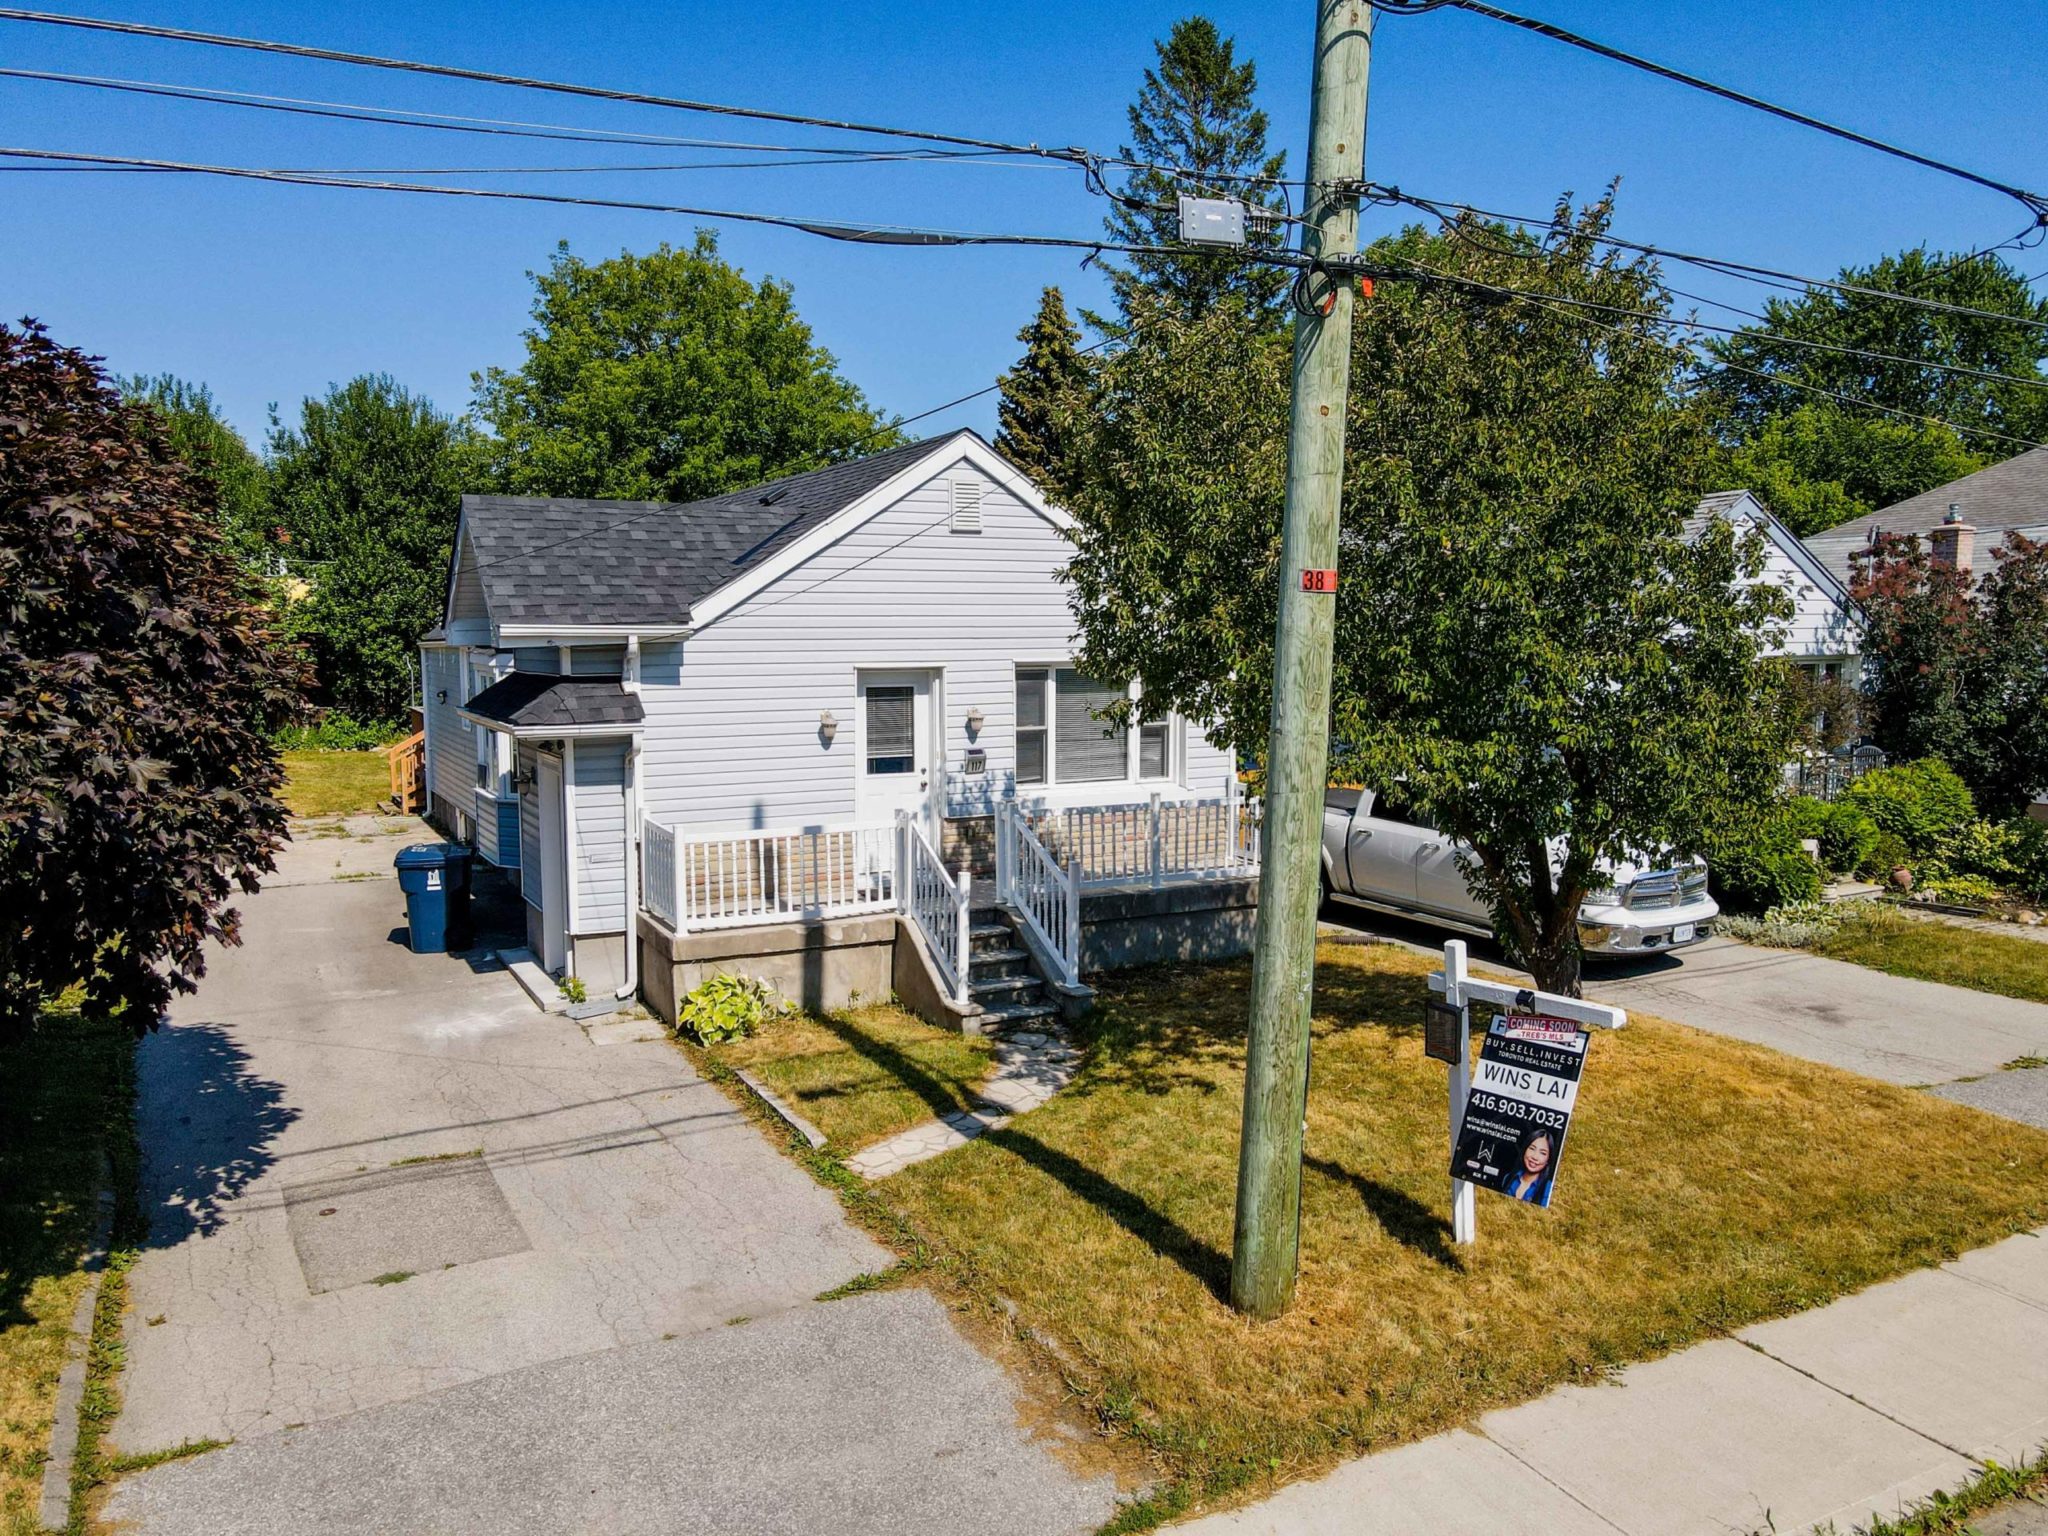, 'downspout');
616,634,642,1000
